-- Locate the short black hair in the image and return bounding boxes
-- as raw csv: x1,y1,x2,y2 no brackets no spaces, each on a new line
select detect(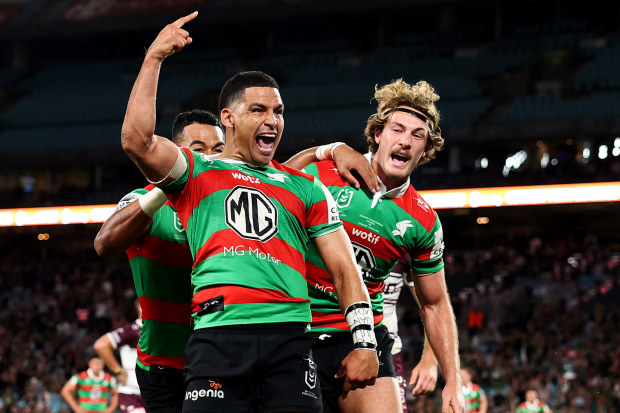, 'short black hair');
218,71,279,112
172,109,222,143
